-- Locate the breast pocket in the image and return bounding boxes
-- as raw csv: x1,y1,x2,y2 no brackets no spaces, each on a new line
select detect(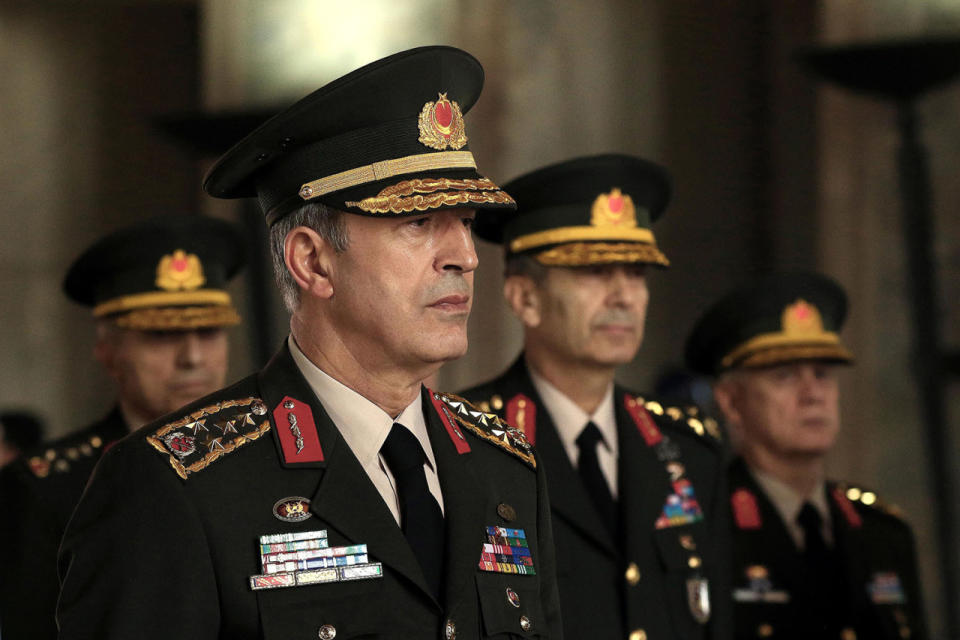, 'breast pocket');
476,572,548,639
257,576,385,640
653,521,712,636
